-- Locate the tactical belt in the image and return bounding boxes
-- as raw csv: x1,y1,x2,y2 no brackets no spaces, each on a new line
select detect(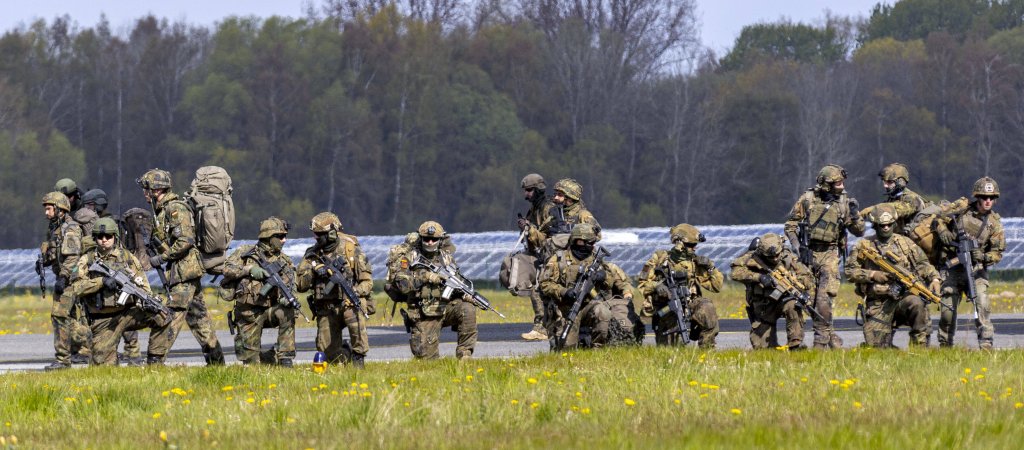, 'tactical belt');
808,241,838,252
